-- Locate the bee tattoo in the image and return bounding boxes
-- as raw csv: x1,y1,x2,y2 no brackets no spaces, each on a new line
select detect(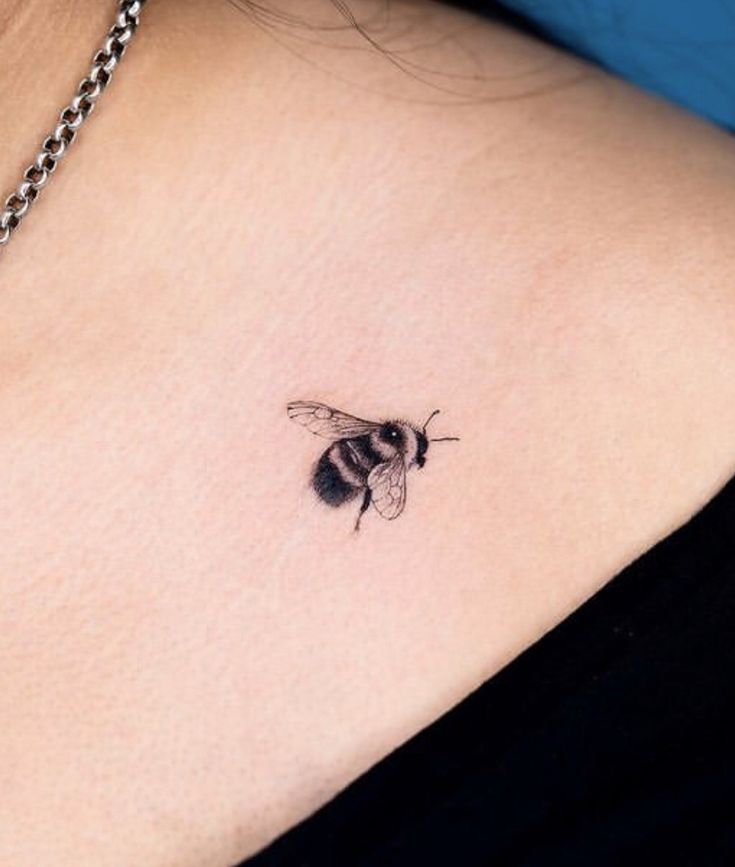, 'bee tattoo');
287,401,460,531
